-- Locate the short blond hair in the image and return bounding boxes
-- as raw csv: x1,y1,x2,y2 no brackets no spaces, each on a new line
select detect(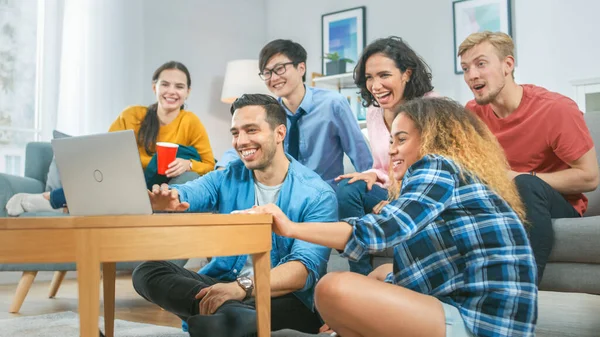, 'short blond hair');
458,31,514,58
458,31,515,77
